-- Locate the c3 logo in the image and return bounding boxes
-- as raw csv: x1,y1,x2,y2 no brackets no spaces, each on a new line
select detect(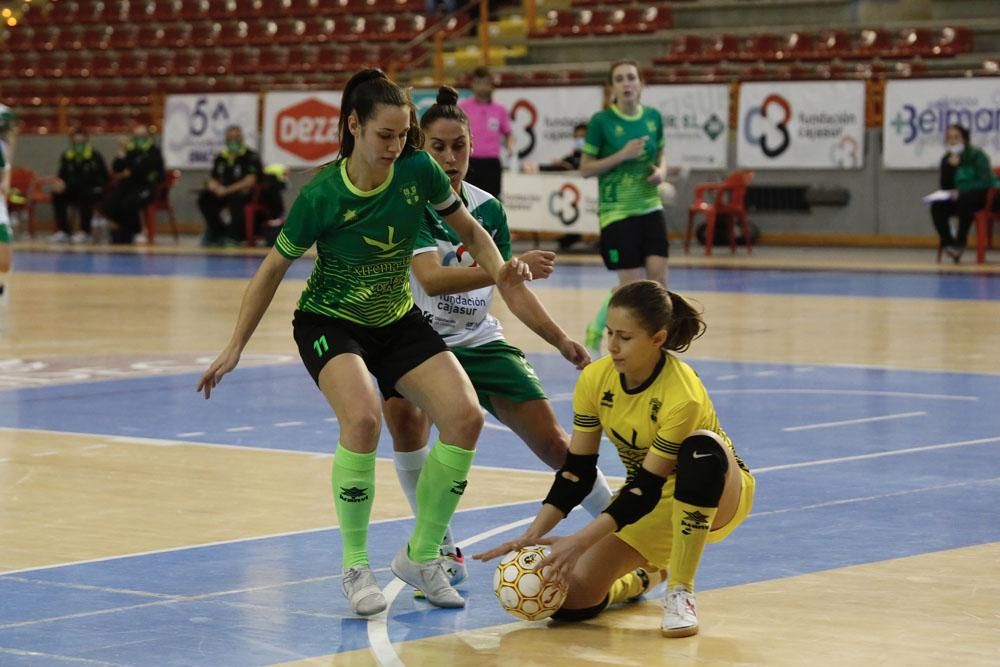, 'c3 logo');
744,93,792,158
